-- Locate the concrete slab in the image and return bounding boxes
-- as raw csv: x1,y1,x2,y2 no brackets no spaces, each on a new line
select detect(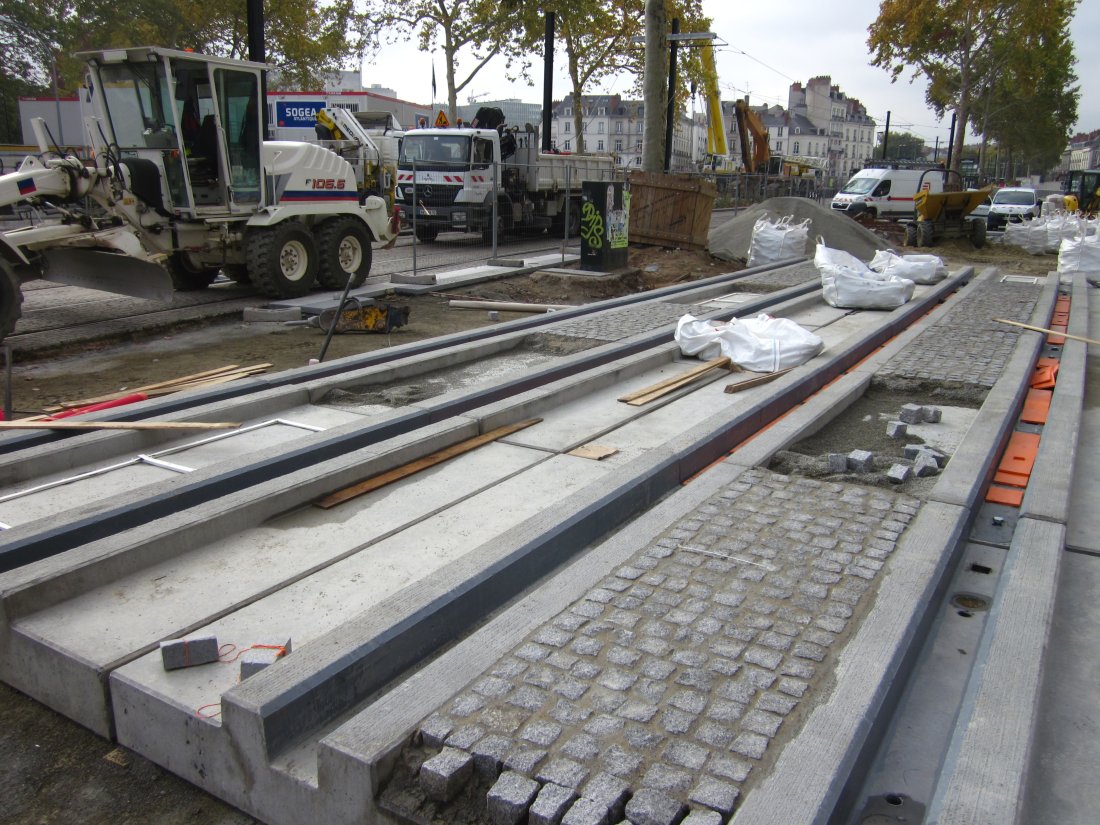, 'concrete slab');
925,518,1064,825
1065,275,1098,553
